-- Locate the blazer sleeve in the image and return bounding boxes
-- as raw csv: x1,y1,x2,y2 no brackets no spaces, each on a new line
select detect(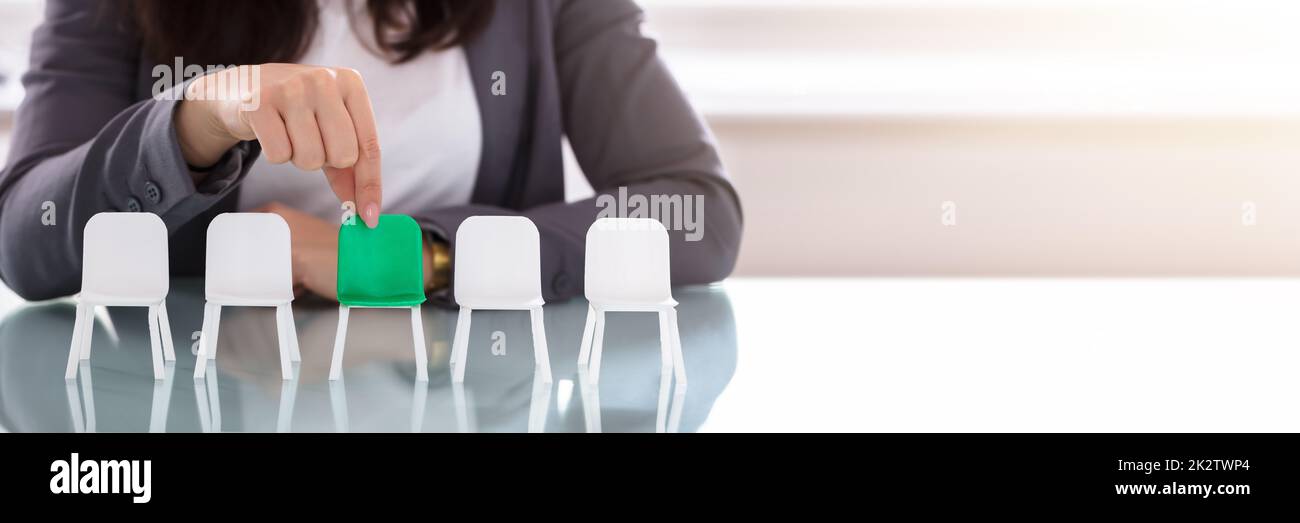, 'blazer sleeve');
418,0,743,303
0,0,259,300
